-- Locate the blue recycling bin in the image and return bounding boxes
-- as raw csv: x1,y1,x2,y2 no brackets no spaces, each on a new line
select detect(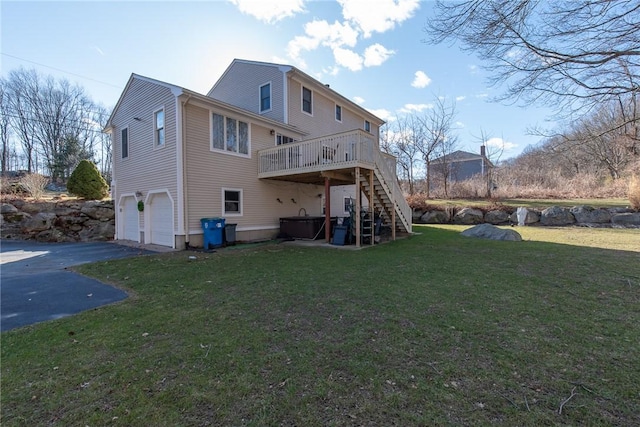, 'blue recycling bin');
201,217,225,249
